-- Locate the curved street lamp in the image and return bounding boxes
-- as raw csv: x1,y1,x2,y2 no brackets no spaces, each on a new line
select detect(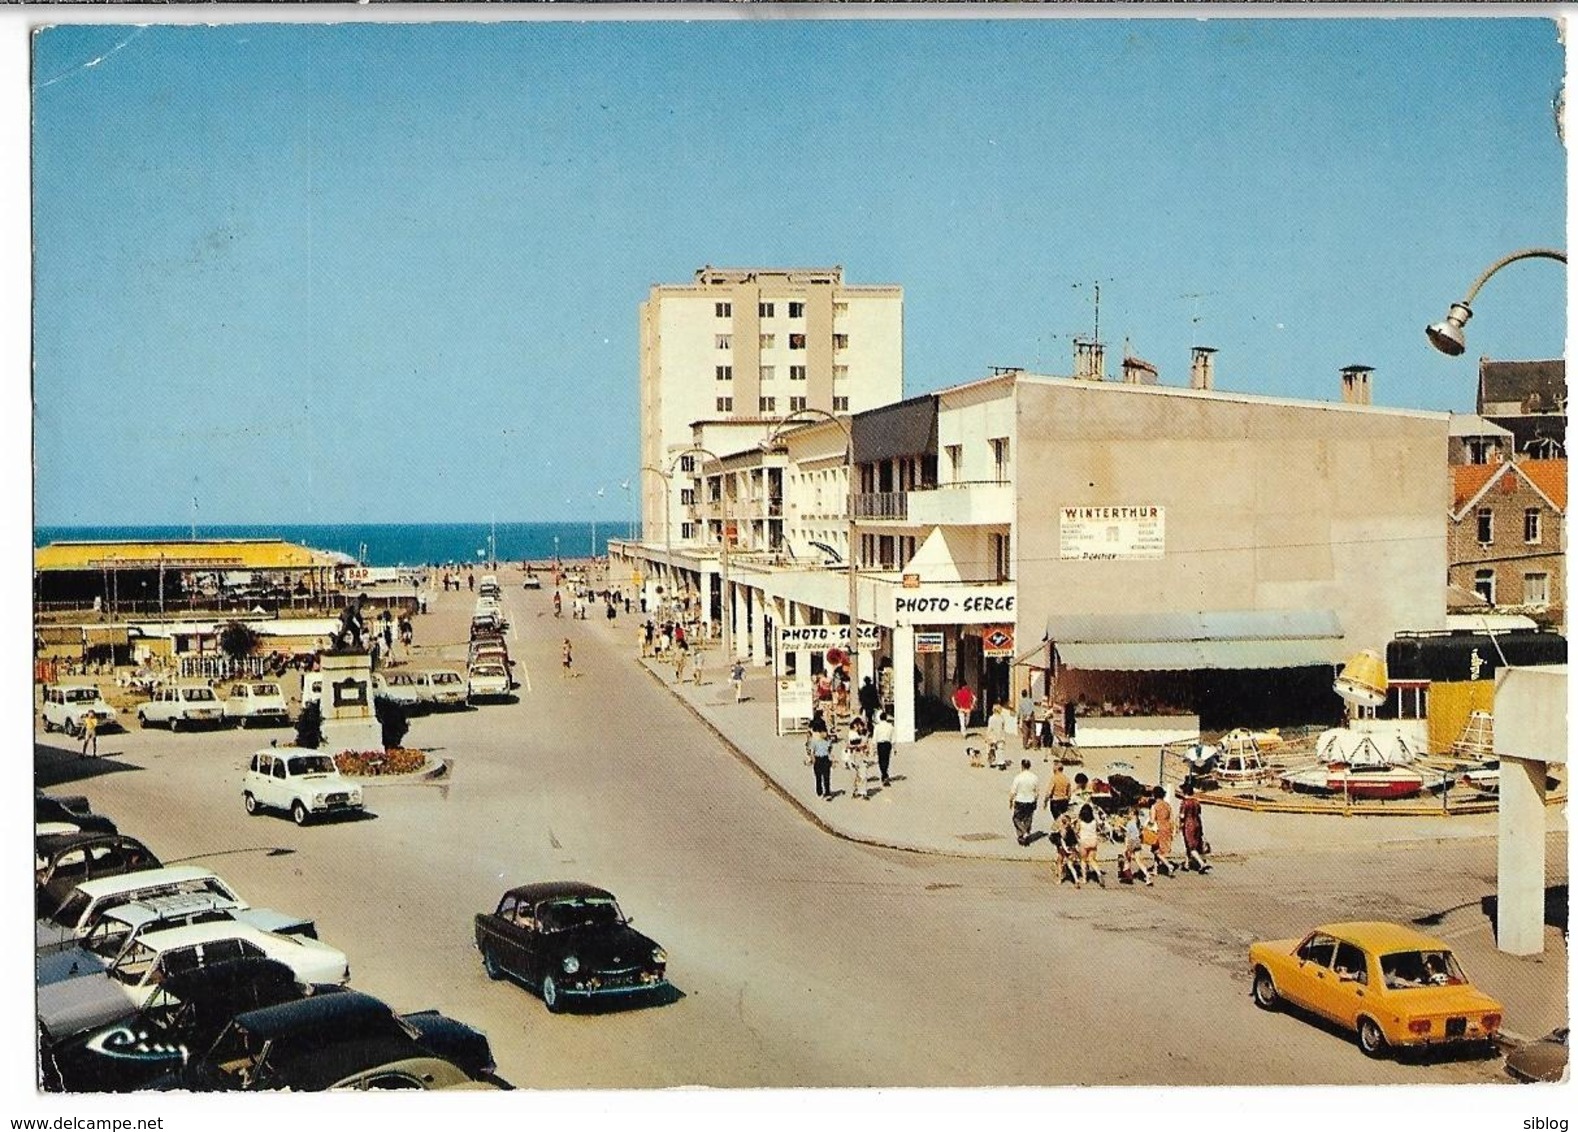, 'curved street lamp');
639,464,674,611
669,446,731,664
1426,247,1567,356
763,407,859,691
